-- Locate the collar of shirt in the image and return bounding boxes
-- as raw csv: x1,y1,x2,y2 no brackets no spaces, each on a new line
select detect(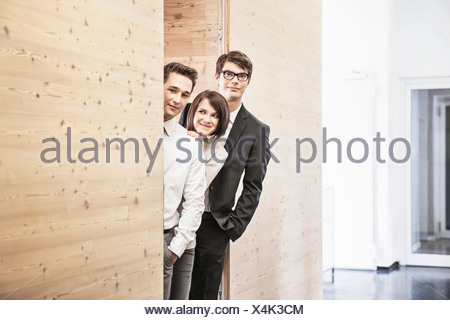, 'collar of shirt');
229,103,243,126
164,117,178,136
223,102,242,139
222,103,242,140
